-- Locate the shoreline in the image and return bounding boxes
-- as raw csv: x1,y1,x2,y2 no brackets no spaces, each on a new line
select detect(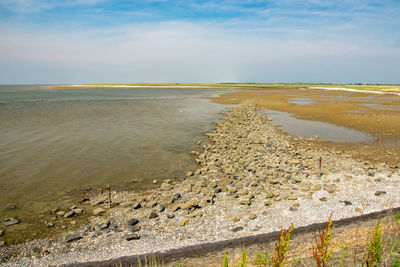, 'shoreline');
1,104,399,266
